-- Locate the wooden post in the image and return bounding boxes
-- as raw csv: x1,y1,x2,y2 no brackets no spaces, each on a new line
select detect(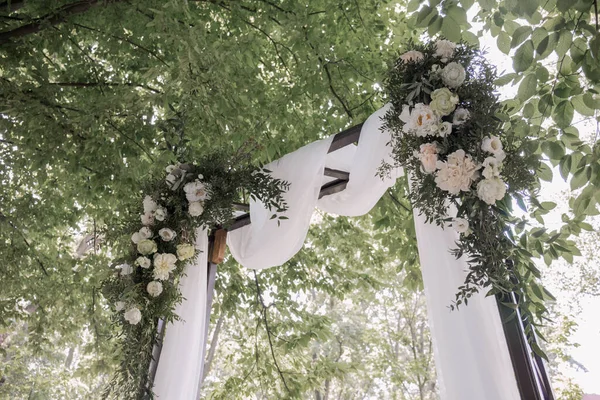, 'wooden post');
209,229,227,264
